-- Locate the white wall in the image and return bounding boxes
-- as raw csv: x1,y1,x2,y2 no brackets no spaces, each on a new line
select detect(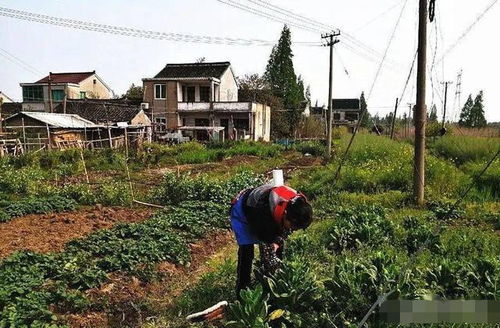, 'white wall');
219,67,238,102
